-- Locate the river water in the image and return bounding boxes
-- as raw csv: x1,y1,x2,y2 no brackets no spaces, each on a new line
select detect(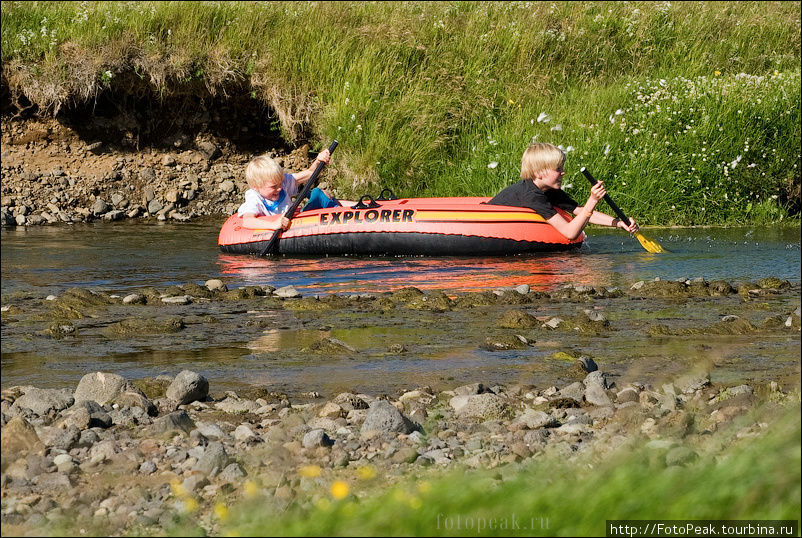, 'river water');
1,221,800,395
2,220,800,296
